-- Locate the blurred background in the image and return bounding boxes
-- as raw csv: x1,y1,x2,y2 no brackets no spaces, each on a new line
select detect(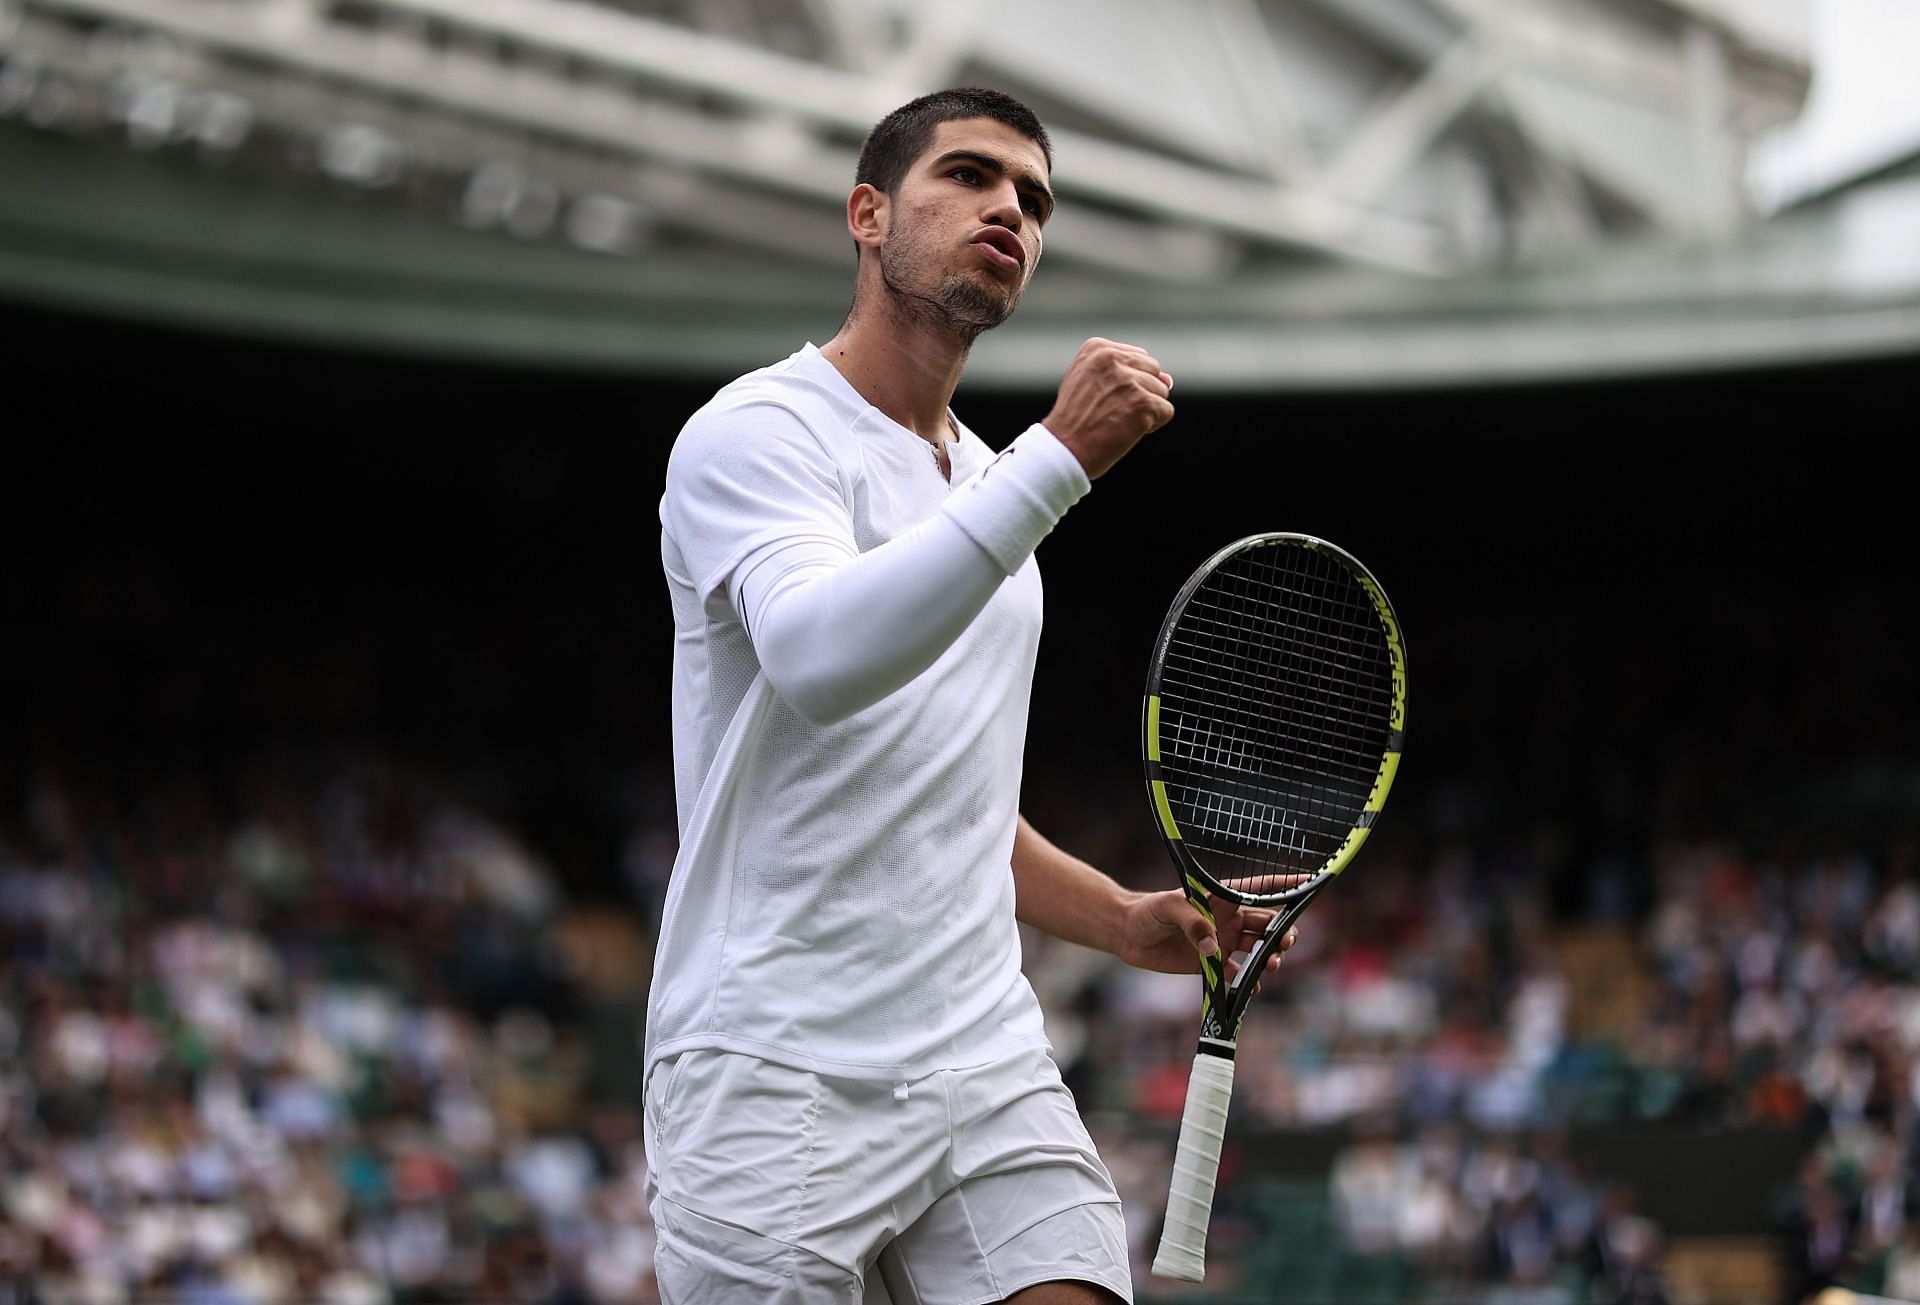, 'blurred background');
3,0,1919,1302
